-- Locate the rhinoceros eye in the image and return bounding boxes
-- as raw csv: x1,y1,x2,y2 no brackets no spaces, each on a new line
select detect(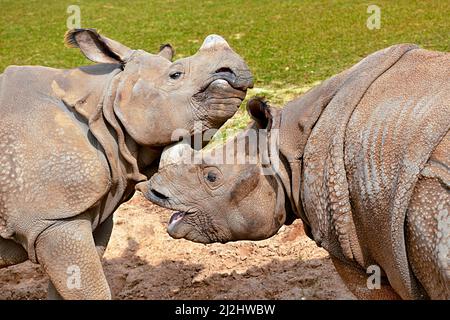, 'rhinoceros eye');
206,171,217,182
169,71,182,80
203,167,222,189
